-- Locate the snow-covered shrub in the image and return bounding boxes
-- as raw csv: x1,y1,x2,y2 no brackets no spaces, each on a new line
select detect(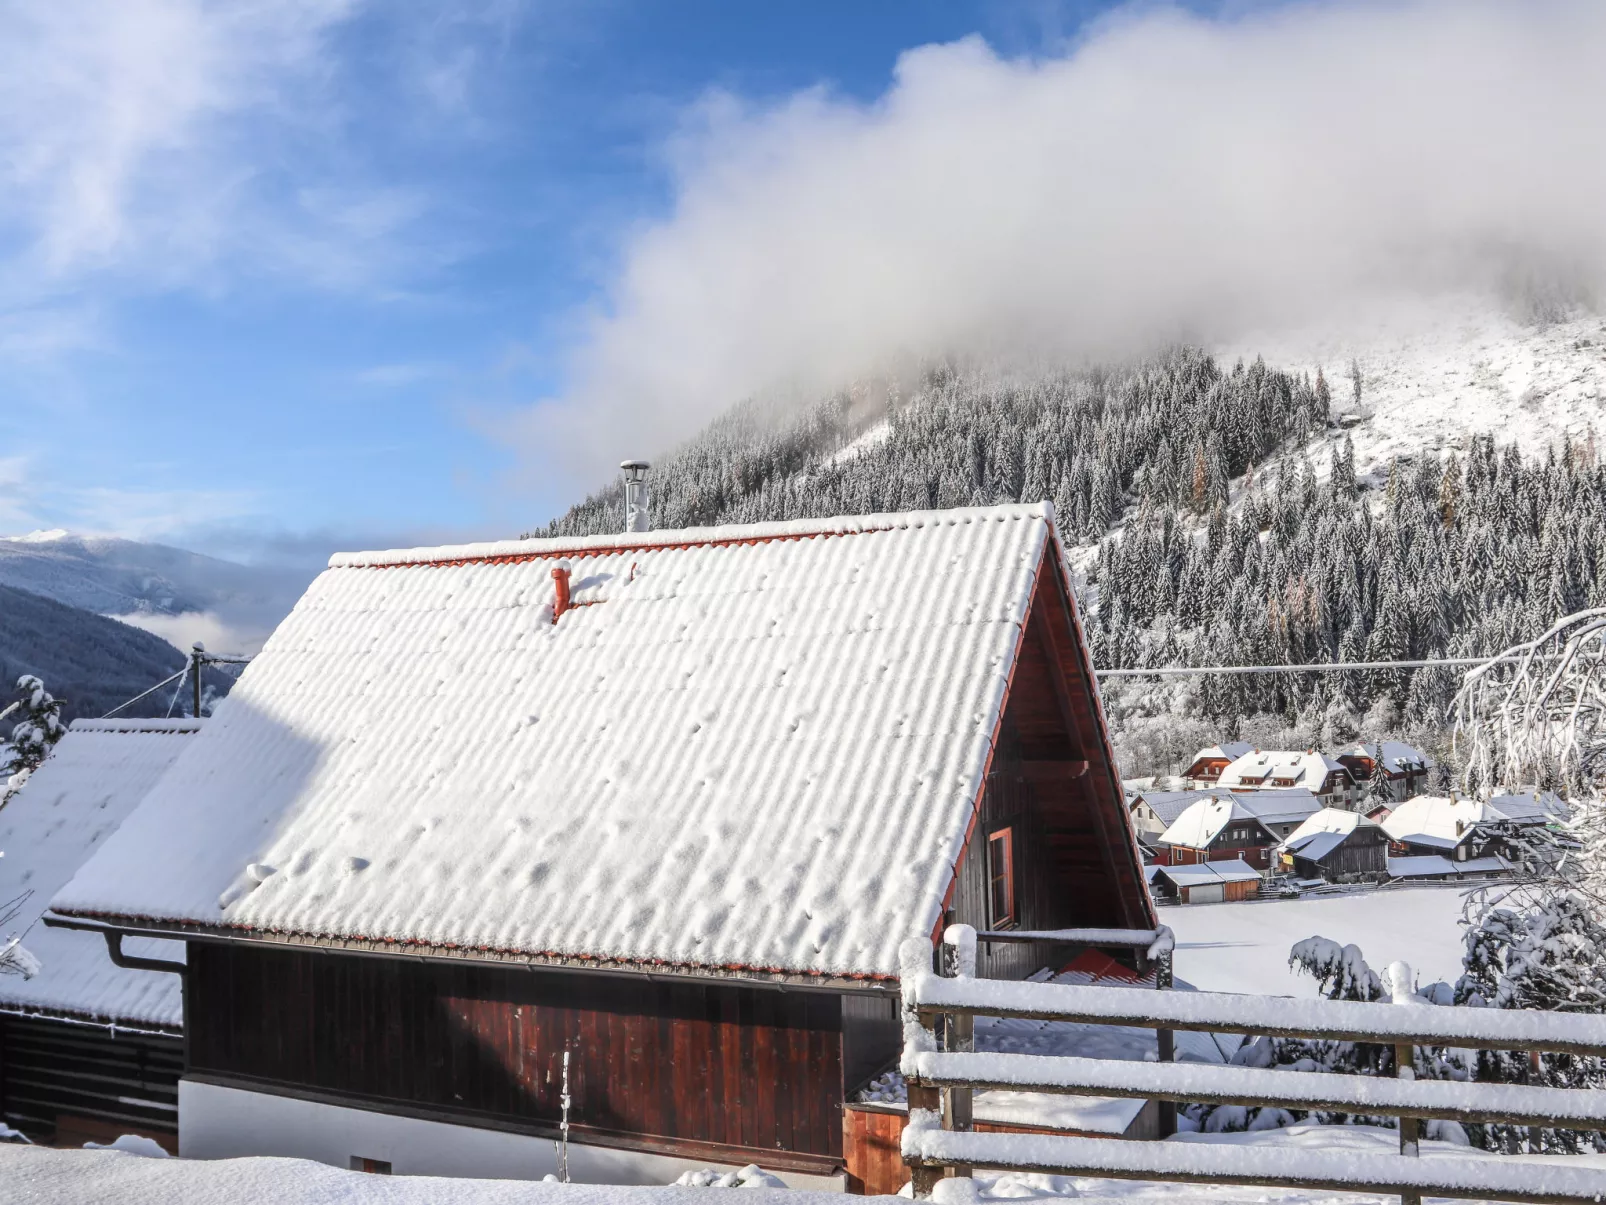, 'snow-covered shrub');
1456,891,1606,1153
1,675,64,787
1183,937,1467,1135
672,1164,785,1189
